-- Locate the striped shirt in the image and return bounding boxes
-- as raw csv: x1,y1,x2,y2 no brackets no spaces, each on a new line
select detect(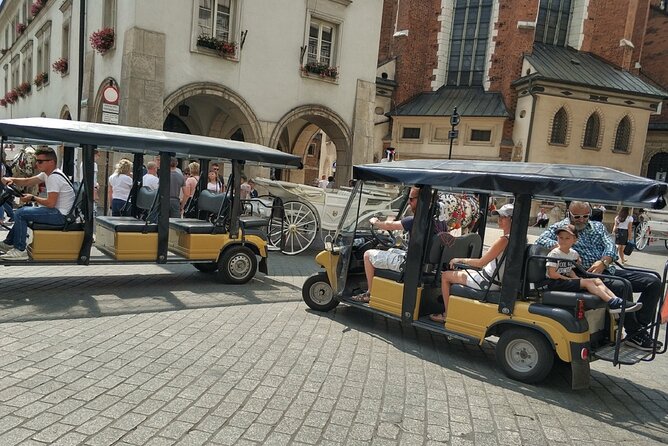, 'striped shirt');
535,218,617,273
